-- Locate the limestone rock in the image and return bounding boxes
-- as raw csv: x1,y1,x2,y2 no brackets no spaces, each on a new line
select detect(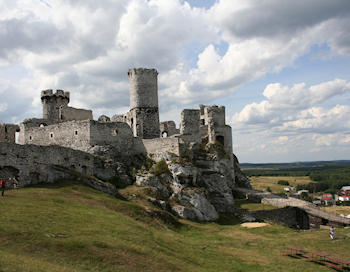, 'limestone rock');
199,173,235,214
172,189,219,221
168,162,198,186
136,174,170,199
